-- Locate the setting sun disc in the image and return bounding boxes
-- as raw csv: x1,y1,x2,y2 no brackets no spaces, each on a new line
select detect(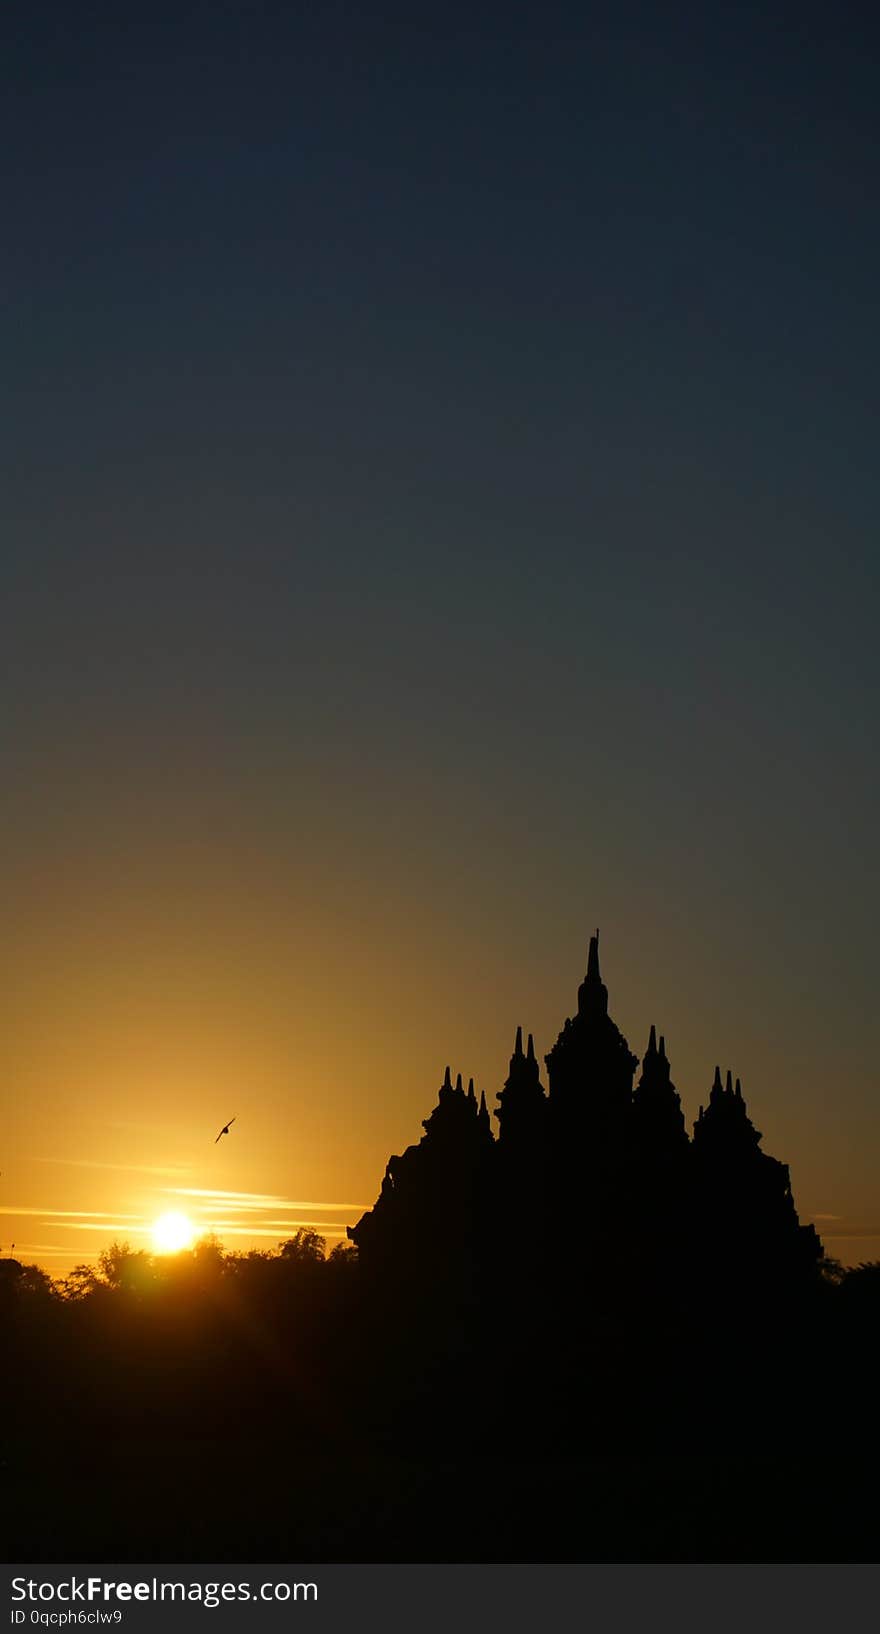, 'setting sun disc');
152,1211,195,1253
